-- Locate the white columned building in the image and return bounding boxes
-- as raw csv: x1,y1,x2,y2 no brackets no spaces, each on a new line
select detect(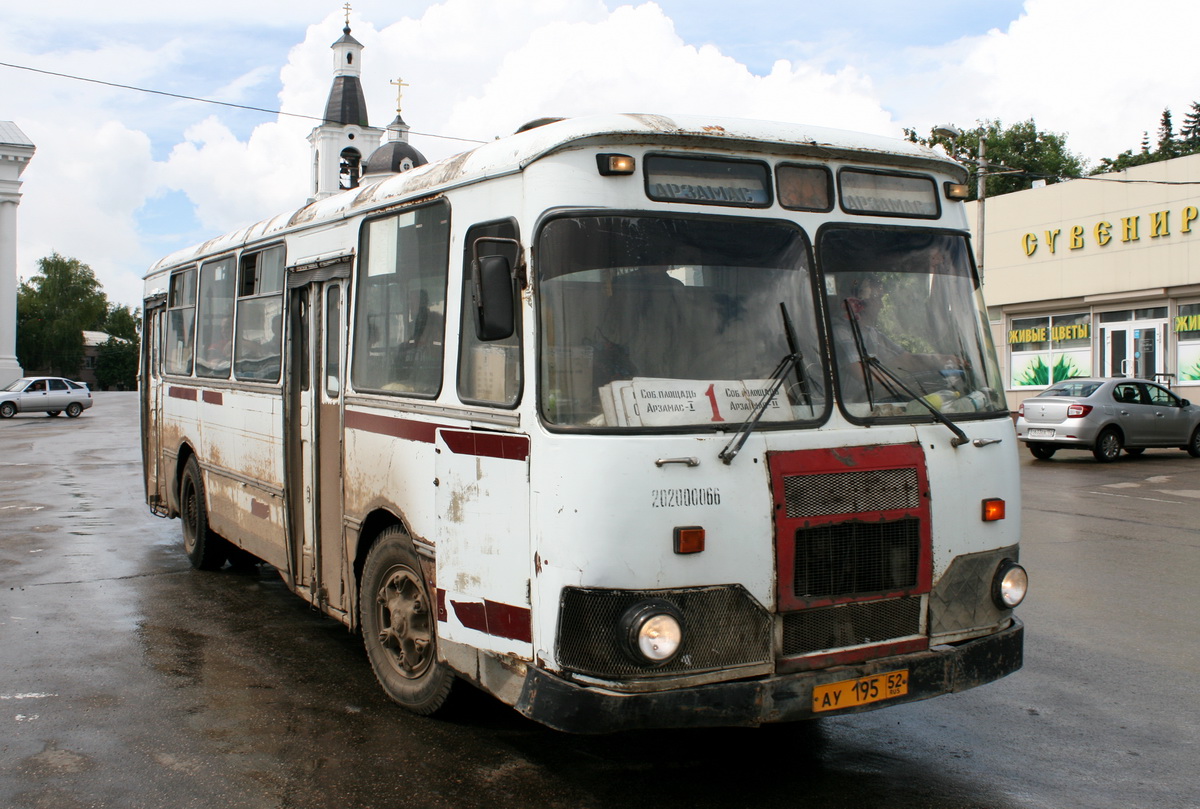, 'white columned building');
0,121,34,387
